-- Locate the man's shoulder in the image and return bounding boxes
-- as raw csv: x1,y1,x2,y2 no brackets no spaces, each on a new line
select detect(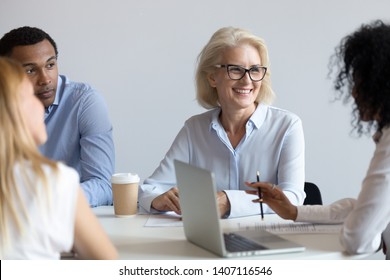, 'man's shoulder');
59,75,104,106
62,76,96,96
